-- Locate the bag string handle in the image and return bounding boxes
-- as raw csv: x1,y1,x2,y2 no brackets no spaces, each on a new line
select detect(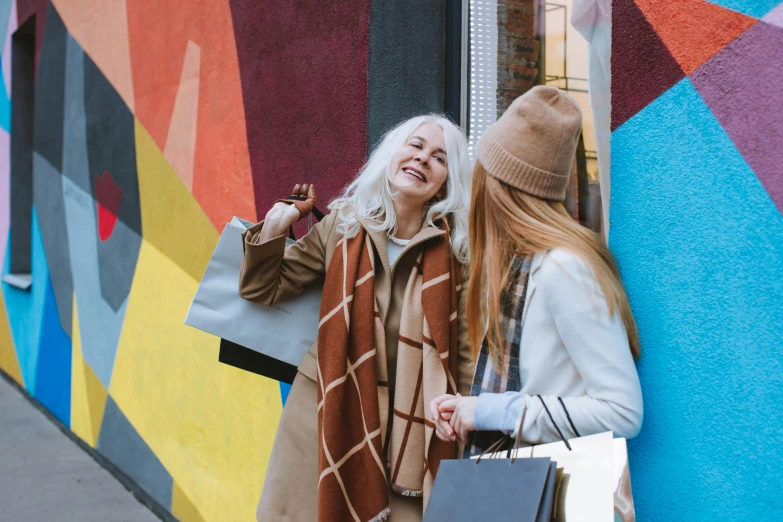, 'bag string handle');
287,200,325,240
475,394,580,465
